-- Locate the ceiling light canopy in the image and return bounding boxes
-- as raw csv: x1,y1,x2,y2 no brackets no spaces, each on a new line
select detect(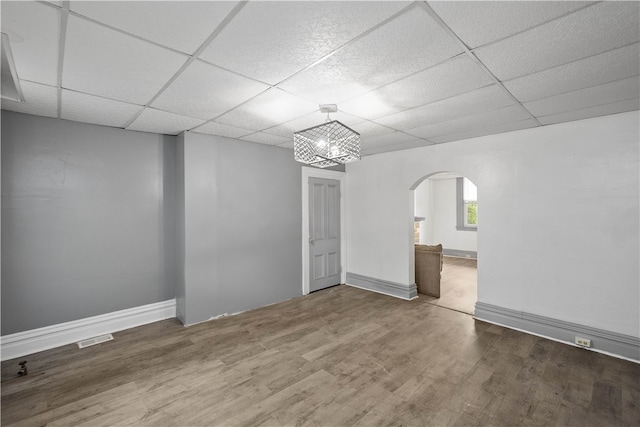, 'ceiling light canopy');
294,104,360,168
